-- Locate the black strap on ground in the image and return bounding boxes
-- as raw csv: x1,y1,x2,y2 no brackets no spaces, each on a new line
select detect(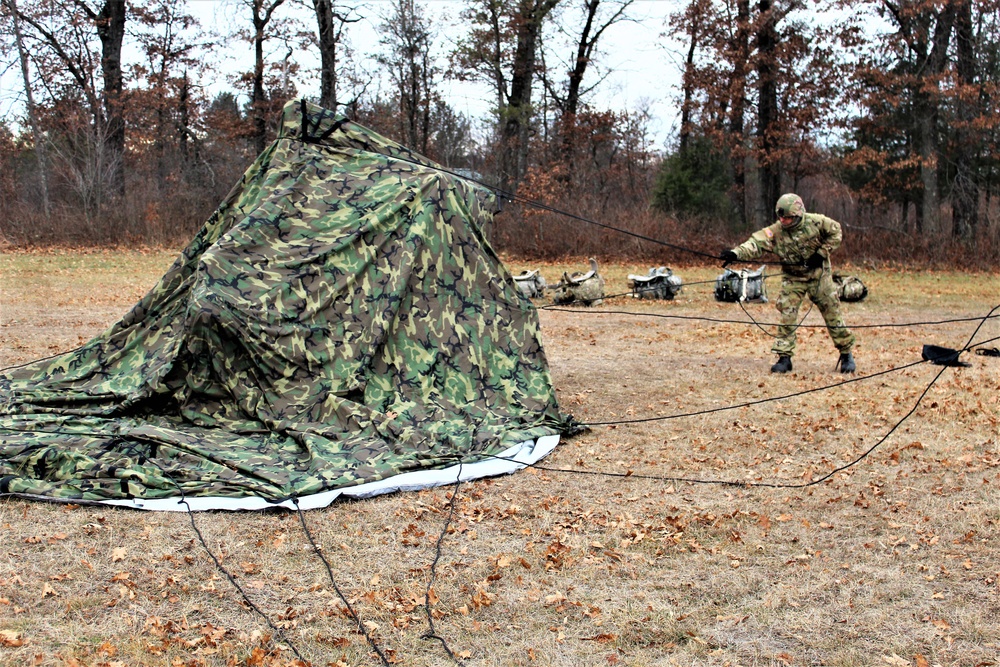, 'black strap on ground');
174,496,308,662
487,353,952,490
127,445,311,664
293,499,393,667
420,462,465,666
539,305,1000,330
